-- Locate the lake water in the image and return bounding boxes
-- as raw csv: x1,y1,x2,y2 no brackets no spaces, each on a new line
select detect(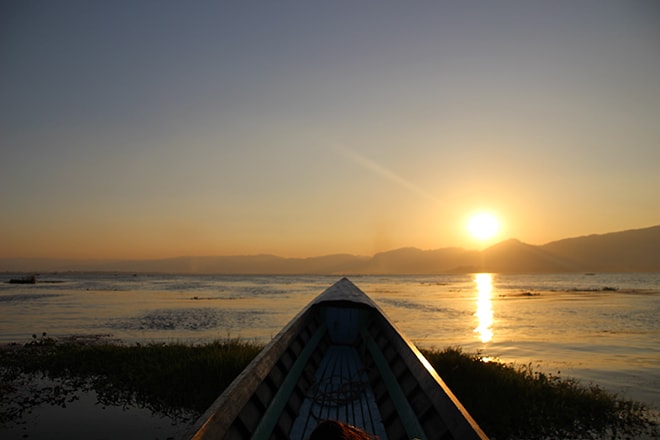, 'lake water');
1,273,659,438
